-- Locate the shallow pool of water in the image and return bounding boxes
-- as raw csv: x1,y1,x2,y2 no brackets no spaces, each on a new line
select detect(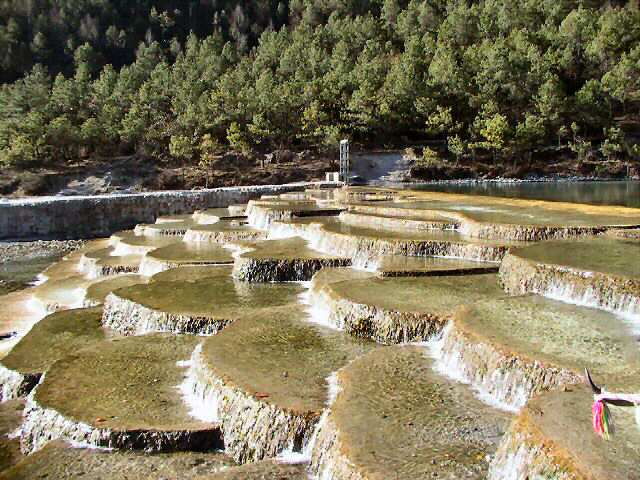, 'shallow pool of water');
409,181,640,207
